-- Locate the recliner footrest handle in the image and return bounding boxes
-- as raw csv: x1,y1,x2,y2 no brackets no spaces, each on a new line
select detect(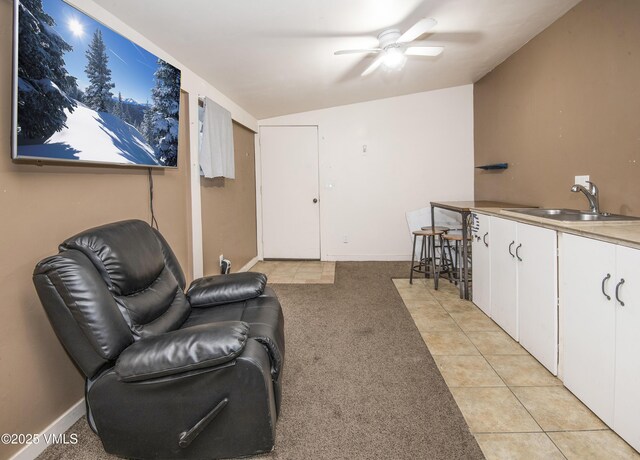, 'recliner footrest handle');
178,397,229,448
